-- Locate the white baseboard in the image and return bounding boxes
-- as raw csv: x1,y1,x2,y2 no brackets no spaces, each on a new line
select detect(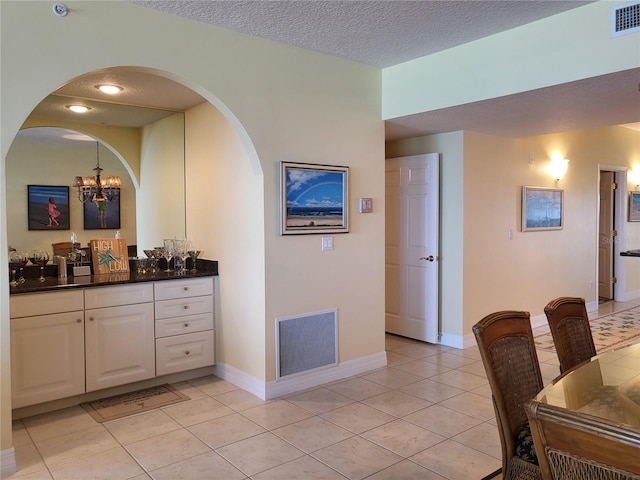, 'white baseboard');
213,351,388,400
1,447,16,479
617,289,640,303
439,332,467,349
442,312,551,351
